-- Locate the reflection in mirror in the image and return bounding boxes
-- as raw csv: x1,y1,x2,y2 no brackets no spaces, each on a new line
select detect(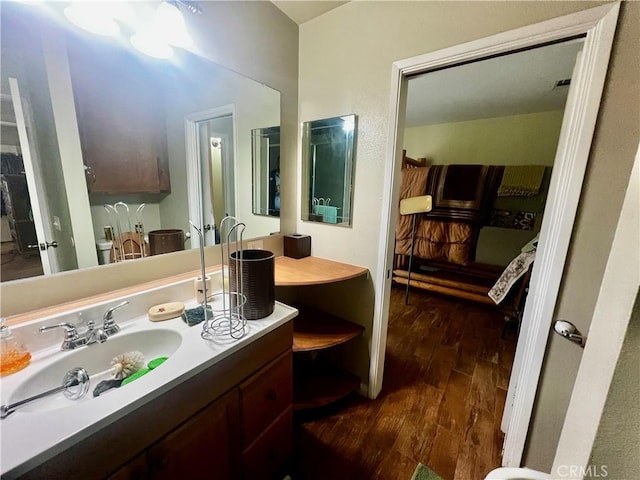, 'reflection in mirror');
198,115,235,245
0,3,280,282
302,115,357,226
251,127,280,217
